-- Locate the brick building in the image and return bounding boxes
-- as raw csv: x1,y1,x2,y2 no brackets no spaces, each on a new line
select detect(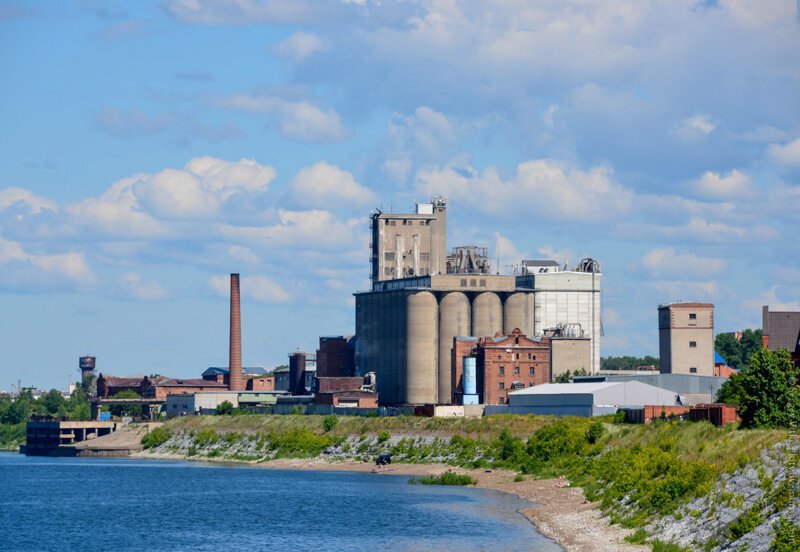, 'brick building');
201,367,274,391
452,328,551,405
316,336,356,378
